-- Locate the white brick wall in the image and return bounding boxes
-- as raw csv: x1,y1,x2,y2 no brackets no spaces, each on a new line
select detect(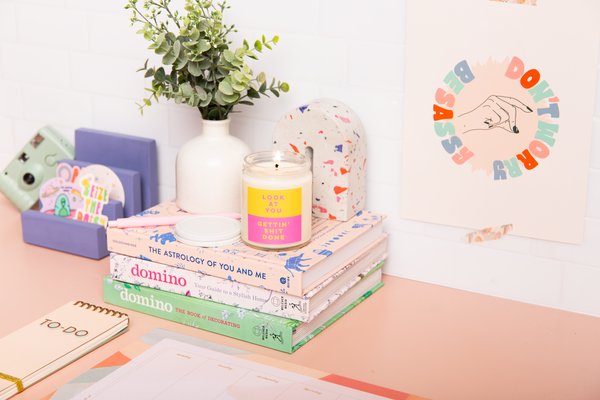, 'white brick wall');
0,0,599,318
